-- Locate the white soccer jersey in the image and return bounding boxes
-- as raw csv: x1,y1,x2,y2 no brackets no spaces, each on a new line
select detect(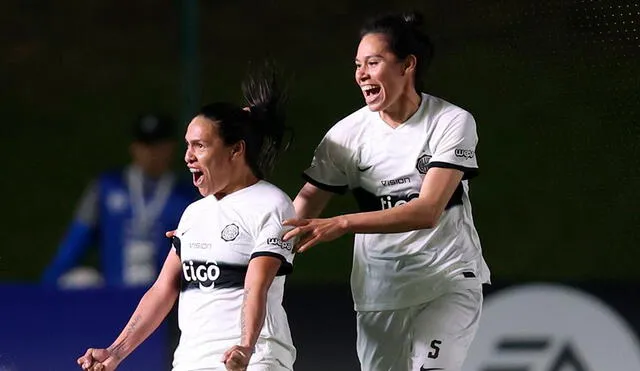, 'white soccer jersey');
171,181,296,371
304,93,490,311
